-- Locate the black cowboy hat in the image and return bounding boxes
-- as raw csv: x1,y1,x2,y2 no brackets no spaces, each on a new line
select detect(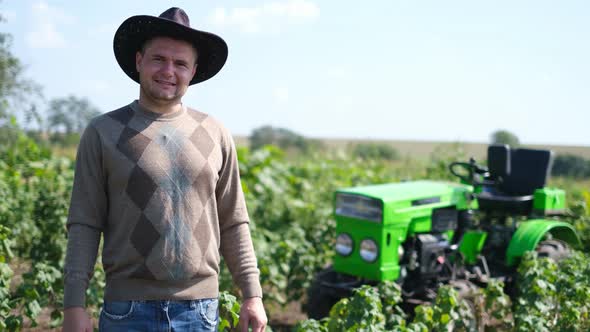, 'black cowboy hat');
113,7,228,85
